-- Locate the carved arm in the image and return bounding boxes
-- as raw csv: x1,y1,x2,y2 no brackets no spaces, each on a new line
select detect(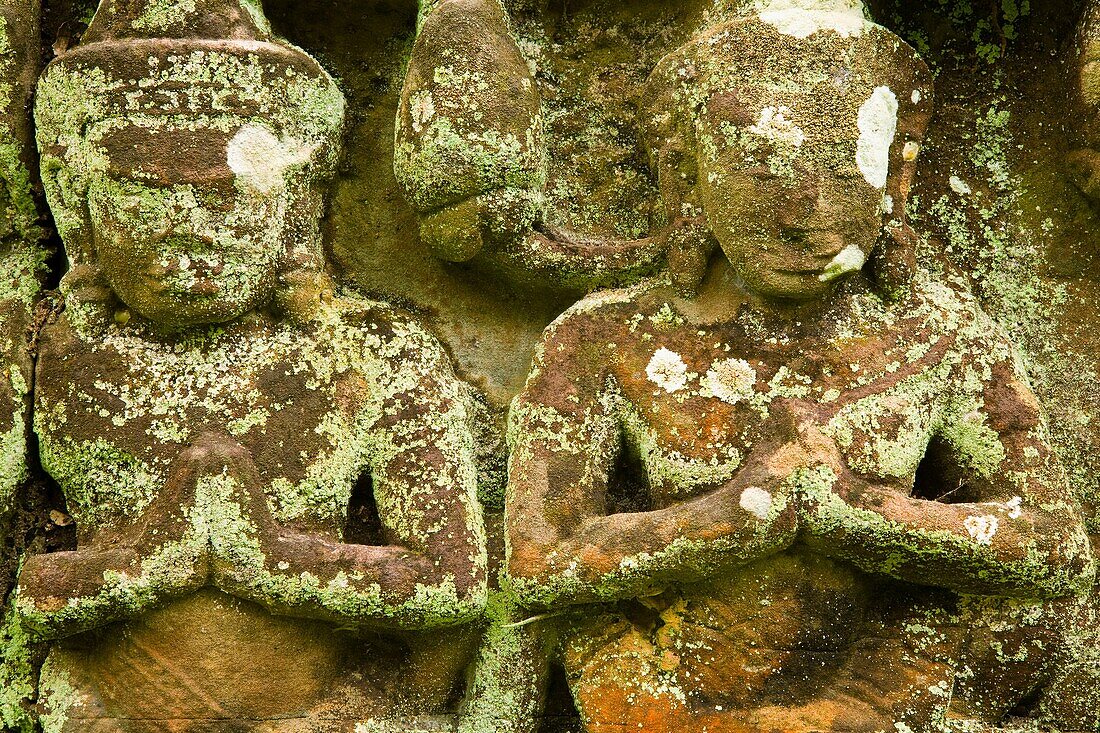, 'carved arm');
505,317,800,609
803,345,1094,599
235,322,489,631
